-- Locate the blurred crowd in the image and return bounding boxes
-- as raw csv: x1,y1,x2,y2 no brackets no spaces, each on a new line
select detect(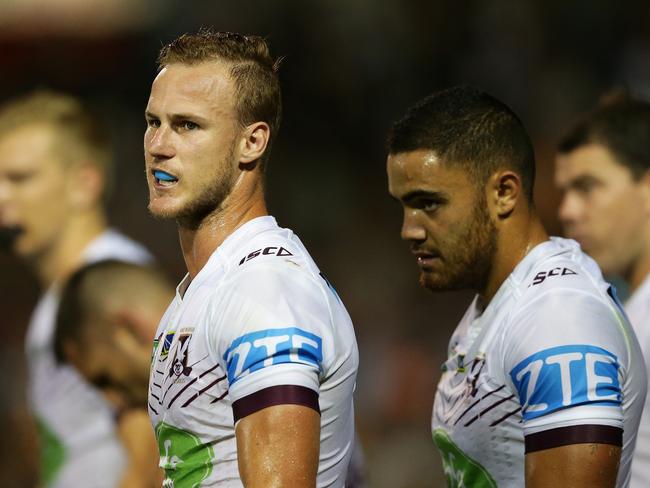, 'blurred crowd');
2,1,650,486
